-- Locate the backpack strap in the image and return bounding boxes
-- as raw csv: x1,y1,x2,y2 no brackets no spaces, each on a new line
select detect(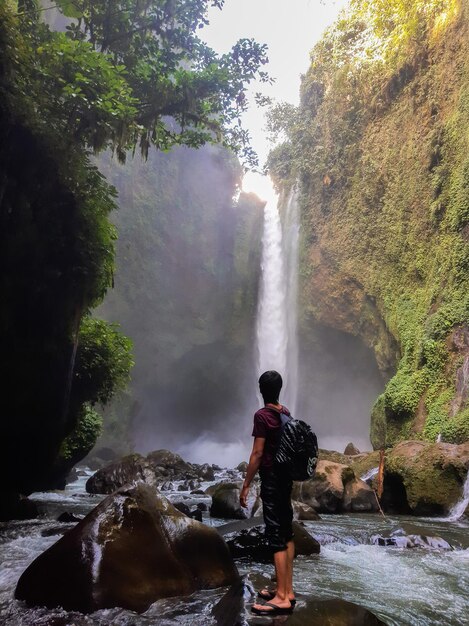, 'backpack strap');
265,404,292,427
